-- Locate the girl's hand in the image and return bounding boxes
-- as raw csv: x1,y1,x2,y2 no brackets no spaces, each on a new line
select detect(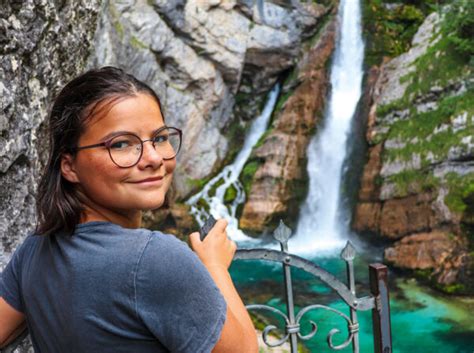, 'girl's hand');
189,219,237,270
